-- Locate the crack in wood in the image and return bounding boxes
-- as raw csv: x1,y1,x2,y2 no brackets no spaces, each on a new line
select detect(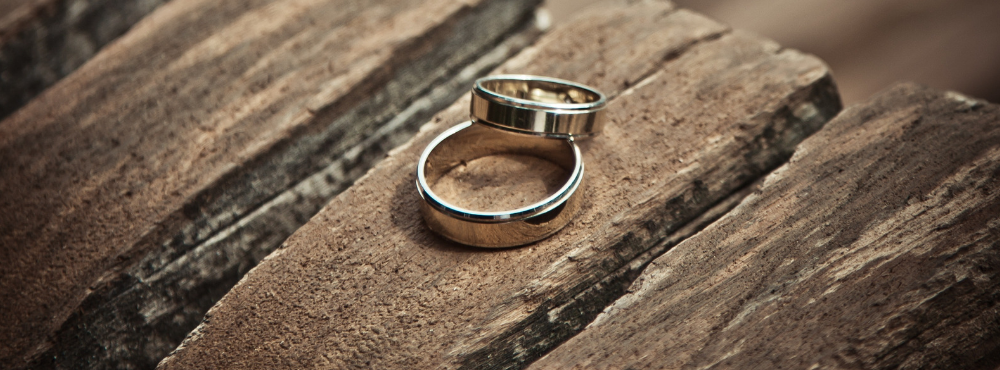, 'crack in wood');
454,69,842,370
457,179,763,370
